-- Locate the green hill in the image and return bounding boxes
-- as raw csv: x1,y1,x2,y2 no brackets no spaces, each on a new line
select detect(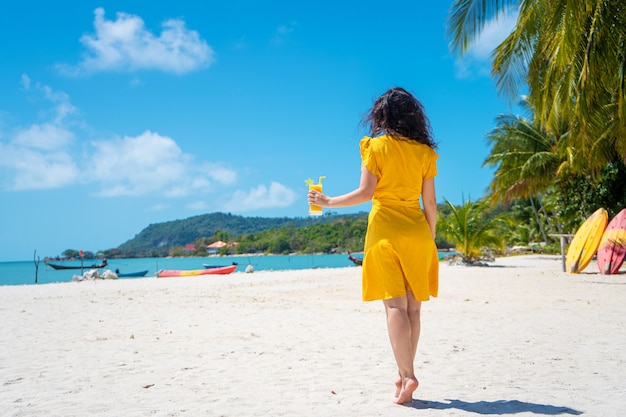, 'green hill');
114,211,368,257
